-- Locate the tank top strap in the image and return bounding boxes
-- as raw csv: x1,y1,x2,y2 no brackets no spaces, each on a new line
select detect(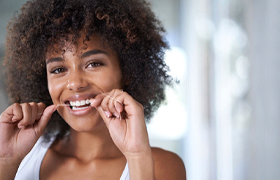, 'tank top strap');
119,162,130,180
